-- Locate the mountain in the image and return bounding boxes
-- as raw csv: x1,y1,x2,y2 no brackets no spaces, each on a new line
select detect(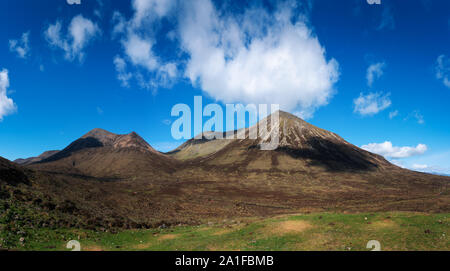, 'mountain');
168,131,232,160
172,111,392,171
169,111,449,214
14,150,59,165
5,112,448,232
29,128,176,179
